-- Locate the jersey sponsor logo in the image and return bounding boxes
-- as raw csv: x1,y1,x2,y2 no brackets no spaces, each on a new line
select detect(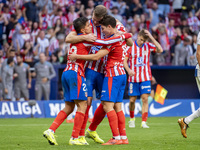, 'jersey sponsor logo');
91,46,102,52
141,85,151,89
149,102,181,115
